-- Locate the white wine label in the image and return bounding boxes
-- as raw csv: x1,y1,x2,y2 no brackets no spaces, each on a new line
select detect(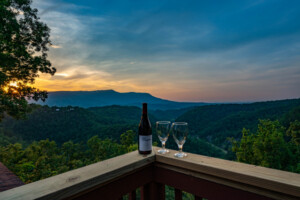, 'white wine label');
139,135,152,151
